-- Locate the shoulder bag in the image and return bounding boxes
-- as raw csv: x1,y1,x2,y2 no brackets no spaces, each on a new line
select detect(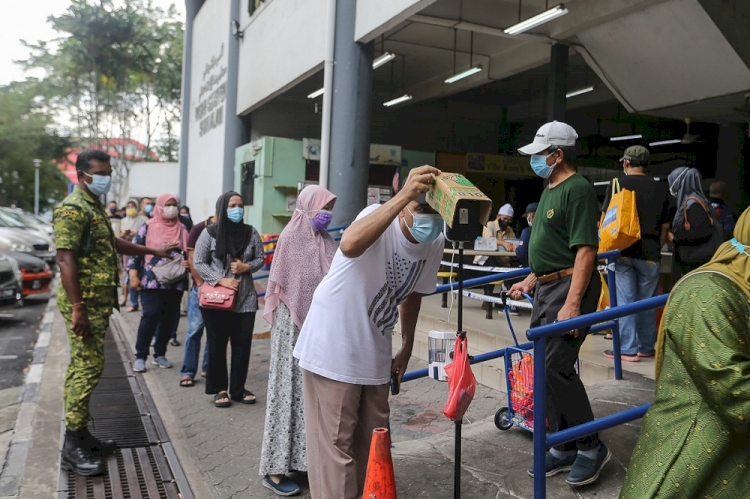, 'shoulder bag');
151,254,187,285
676,196,725,264
199,282,236,310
